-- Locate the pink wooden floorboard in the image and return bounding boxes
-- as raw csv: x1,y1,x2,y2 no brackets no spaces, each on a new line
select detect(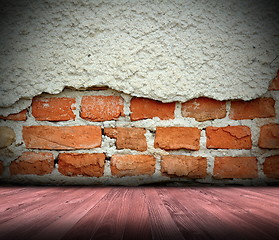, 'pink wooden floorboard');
0,186,278,240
